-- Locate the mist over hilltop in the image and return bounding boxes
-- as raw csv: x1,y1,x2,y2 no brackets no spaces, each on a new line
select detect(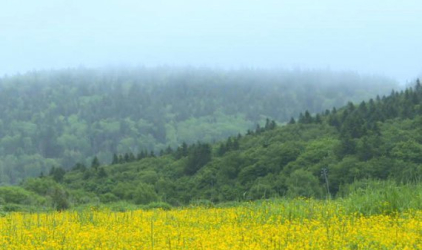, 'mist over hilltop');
1,0,421,83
